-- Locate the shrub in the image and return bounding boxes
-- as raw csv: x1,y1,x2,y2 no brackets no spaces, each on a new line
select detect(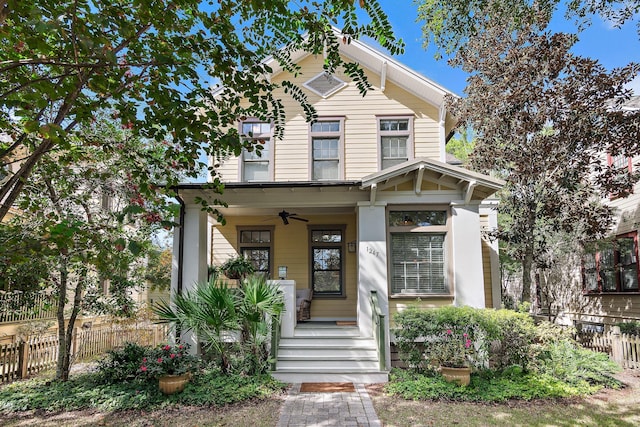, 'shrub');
96,341,150,383
394,306,536,371
140,343,201,378
533,340,622,388
0,369,286,413
616,321,640,336
386,368,598,402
